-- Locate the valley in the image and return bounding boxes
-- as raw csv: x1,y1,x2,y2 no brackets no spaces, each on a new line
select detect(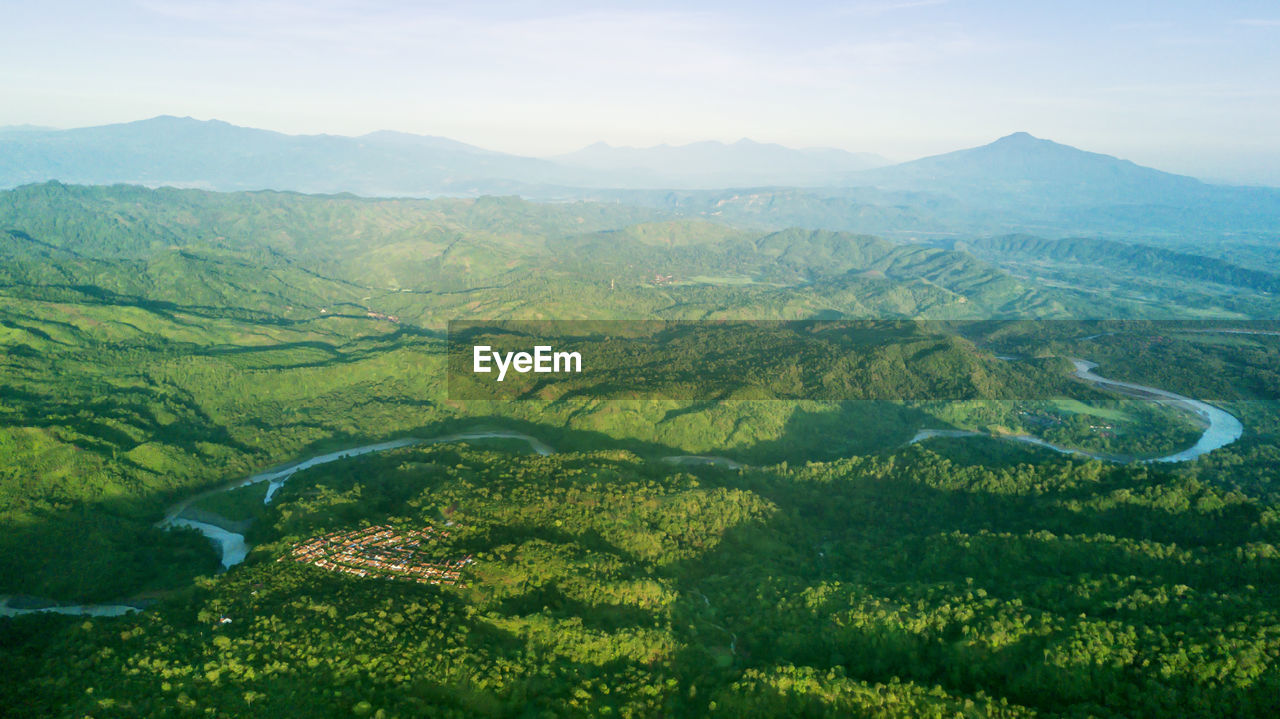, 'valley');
6,4,1280,715
5,352,1243,617
0,182,1277,718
